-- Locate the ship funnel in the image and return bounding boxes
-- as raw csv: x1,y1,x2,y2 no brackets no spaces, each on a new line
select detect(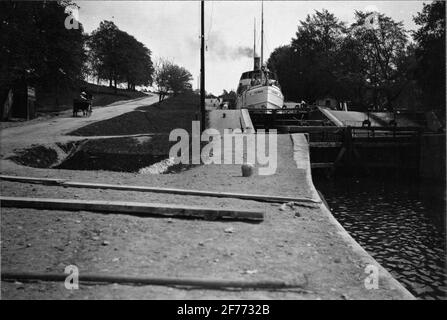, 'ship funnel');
254,56,261,71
